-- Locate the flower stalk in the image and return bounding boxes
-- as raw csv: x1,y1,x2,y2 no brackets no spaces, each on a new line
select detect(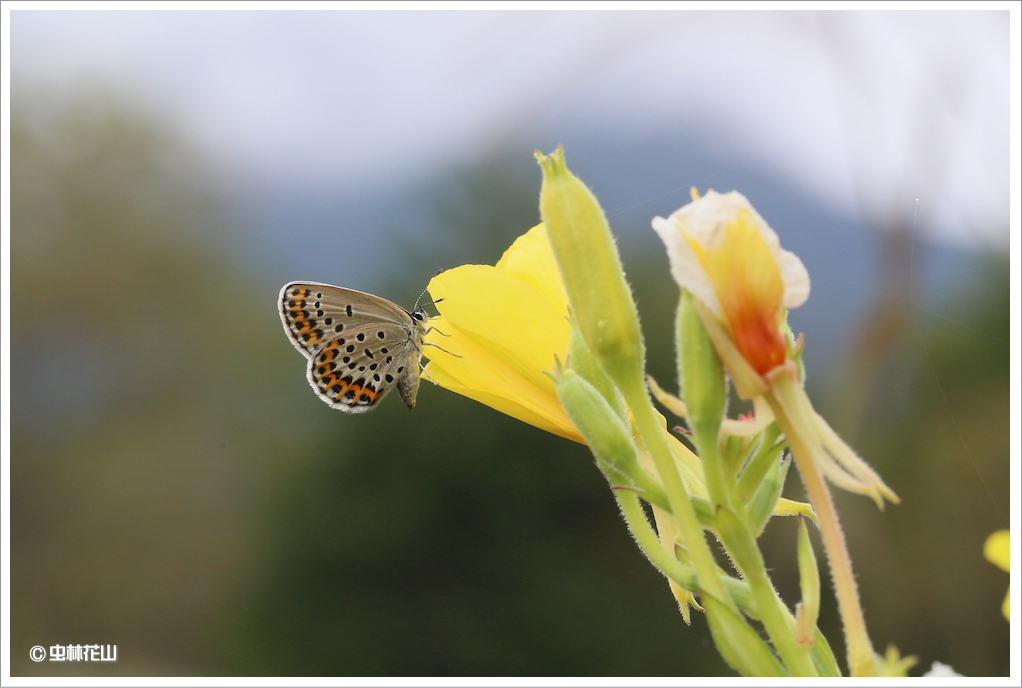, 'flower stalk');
766,365,878,676
677,287,817,676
